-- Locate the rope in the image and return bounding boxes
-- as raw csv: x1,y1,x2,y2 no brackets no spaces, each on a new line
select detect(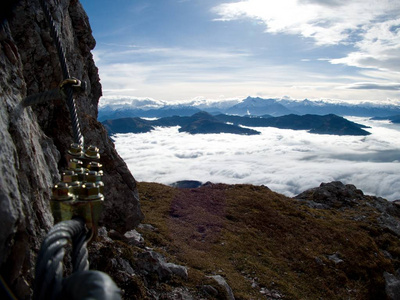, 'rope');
38,0,84,147
33,218,89,300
